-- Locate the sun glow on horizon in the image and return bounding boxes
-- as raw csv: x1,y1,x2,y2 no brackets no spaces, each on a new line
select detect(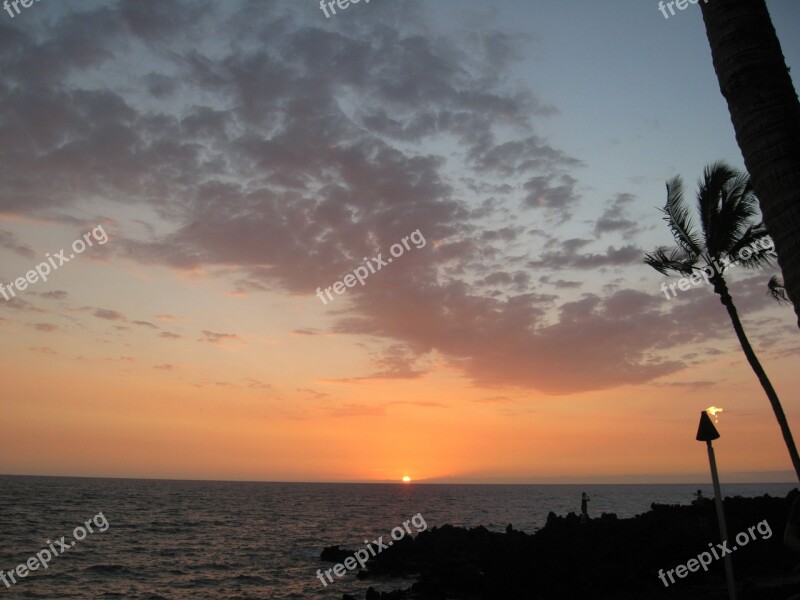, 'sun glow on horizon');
402,475,411,483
